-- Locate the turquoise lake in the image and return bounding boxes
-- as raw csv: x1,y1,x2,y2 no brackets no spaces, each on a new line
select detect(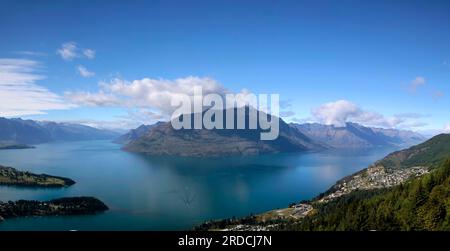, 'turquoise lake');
0,140,398,230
